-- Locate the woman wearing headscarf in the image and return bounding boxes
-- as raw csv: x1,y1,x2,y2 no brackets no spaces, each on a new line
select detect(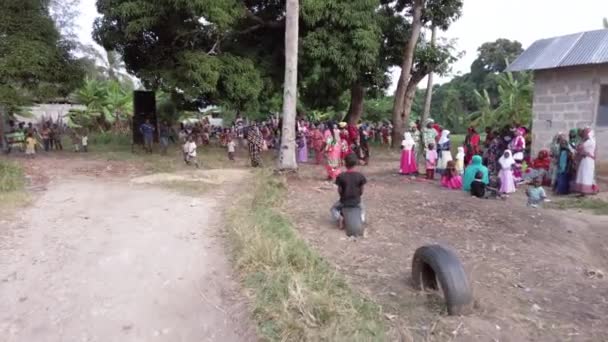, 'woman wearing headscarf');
549,133,564,187
436,129,453,175
400,132,418,175
247,126,264,167
463,127,480,165
554,137,572,195
462,155,489,191
324,122,342,180
498,150,517,194
509,128,526,181
574,128,599,195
